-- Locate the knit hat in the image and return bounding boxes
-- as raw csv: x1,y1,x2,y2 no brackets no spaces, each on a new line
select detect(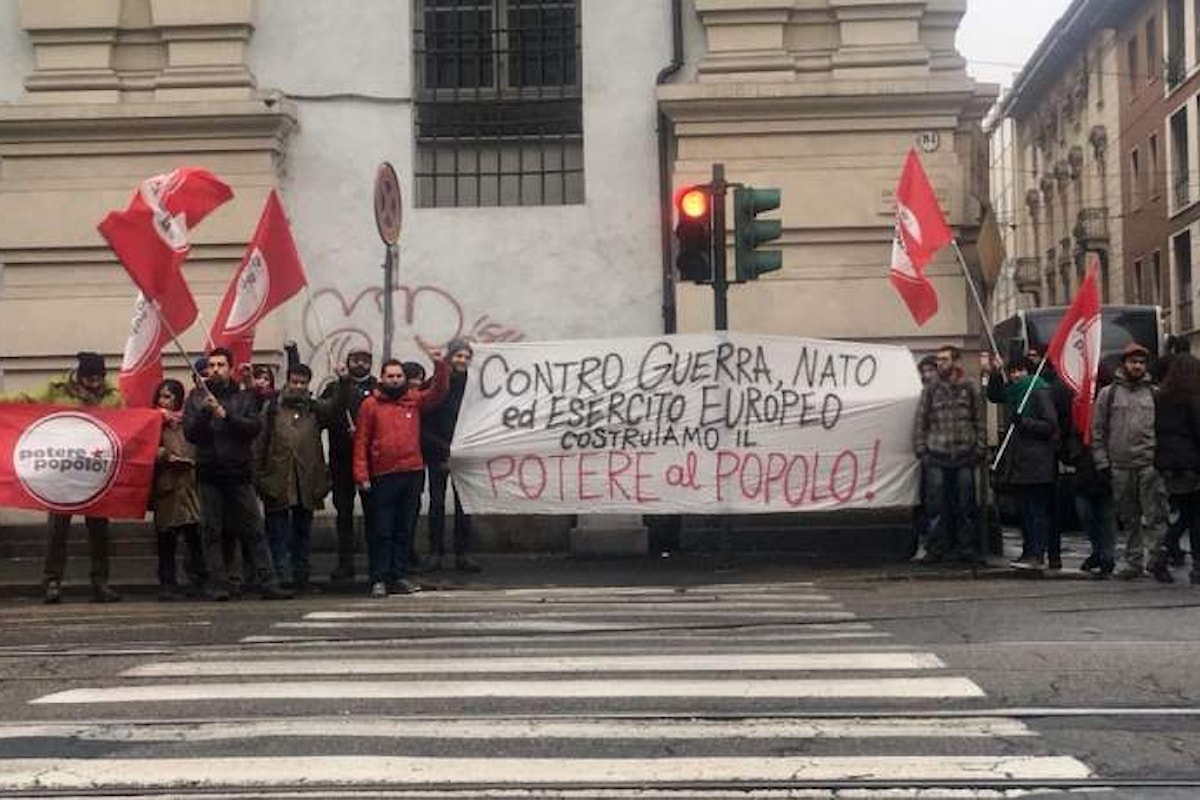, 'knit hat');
75,351,106,379
446,337,473,358
346,347,372,361
917,355,937,370
1122,342,1150,360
